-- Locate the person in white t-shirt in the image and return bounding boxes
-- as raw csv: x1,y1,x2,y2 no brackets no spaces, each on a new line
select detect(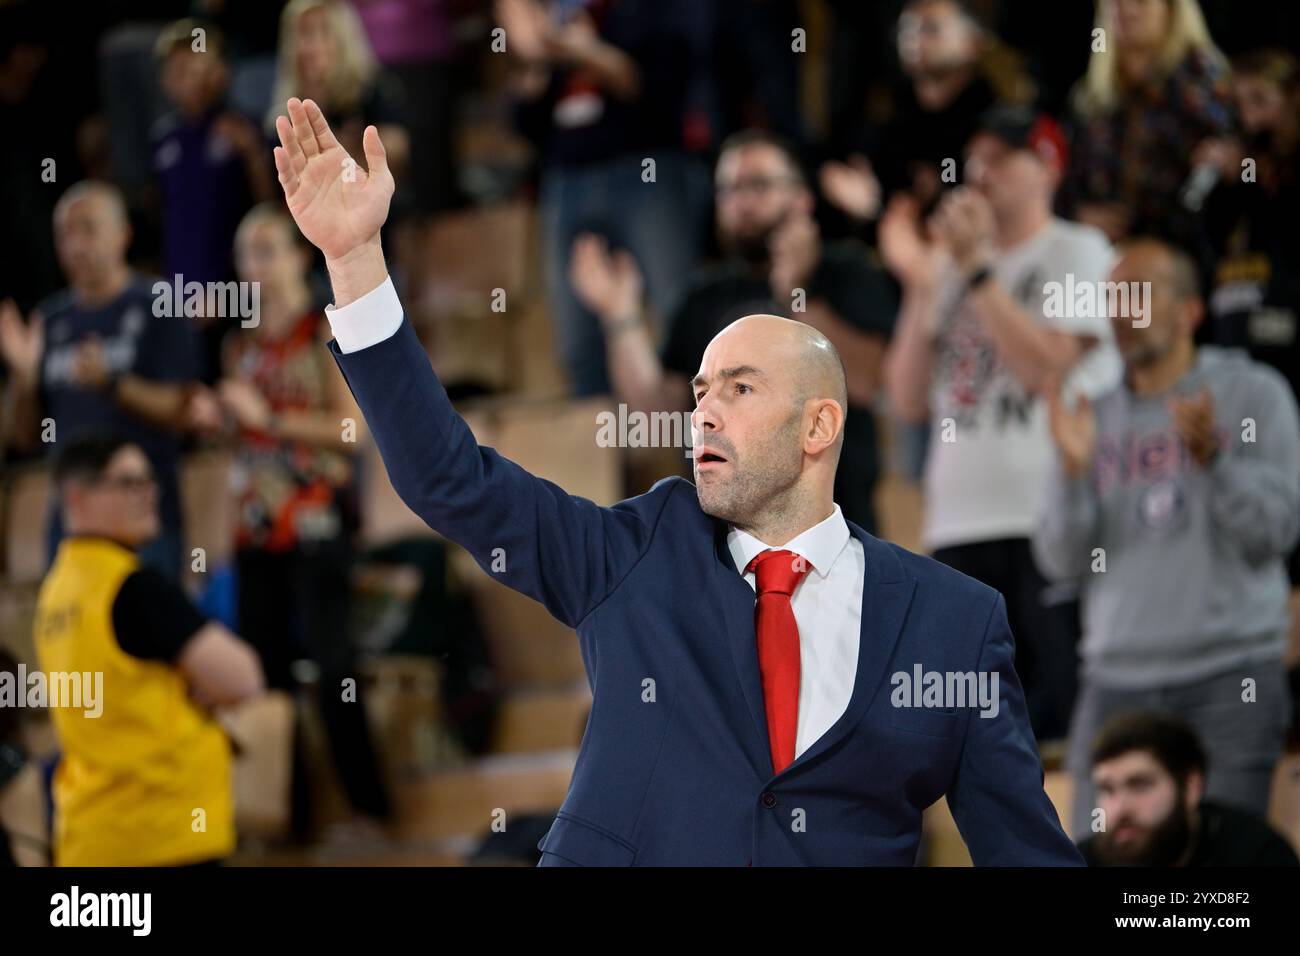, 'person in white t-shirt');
882,104,1121,742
